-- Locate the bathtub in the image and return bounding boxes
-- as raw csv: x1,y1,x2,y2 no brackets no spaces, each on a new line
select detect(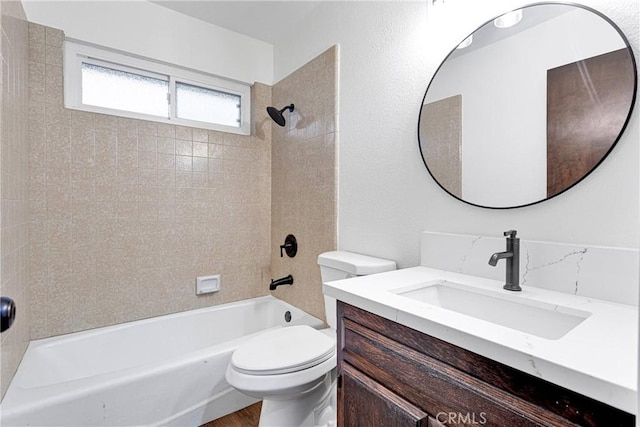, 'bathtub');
1,296,324,426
